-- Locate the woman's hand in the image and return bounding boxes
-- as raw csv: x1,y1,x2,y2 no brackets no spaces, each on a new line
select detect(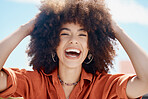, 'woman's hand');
111,20,124,39
19,16,36,37
0,15,38,70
